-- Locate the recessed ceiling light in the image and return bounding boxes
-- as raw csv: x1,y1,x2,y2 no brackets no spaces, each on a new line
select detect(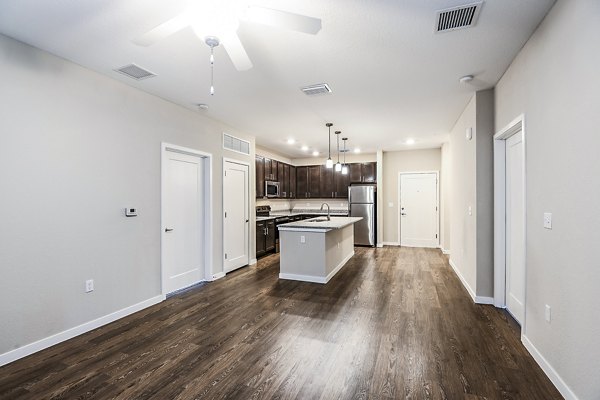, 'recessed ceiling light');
287,139,296,145
301,145,309,151
312,151,319,156
406,138,415,145
354,148,361,154
196,103,209,110
459,75,474,83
